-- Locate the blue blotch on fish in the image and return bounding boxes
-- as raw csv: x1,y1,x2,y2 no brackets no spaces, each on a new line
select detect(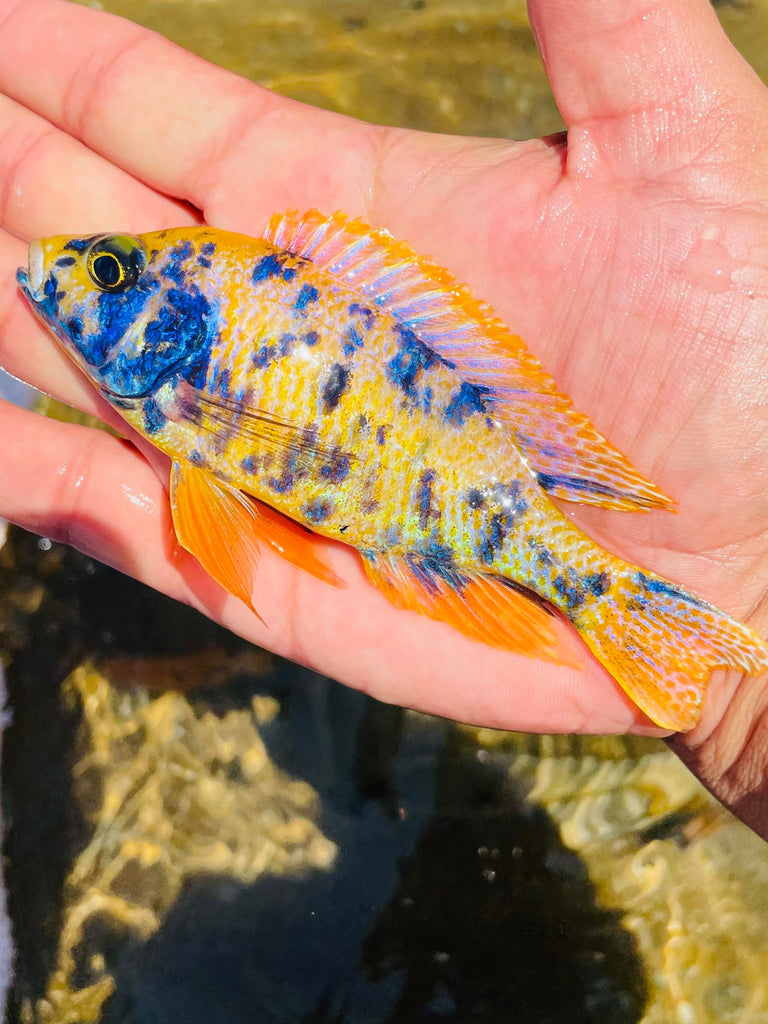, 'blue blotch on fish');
241,455,257,473
322,363,350,412
343,324,365,357
143,398,166,435
320,452,350,485
55,256,77,268
268,467,295,494
304,330,320,347
444,381,493,426
376,425,387,446
67,316,84,341
348,302,376,329
200,242,216,256
252,252,298,285
417,469,436,531
294,284,319,311
386,325,448,399
467,488,485,509
63,238,93,253
98,285,213,397
160,243,193,285
189,449,207,468
279,333,295,356
584,572,610,597
303,498,333,524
